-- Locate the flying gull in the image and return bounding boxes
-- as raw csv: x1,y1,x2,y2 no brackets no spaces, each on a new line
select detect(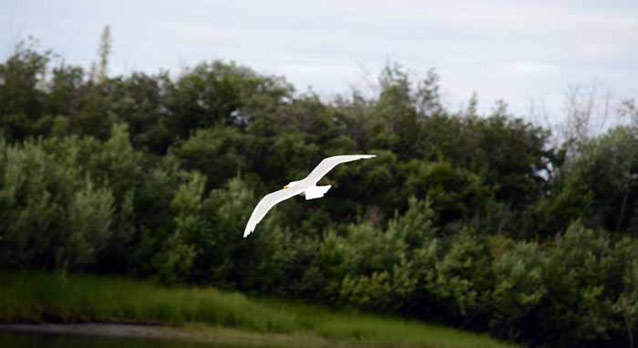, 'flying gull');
243,155,376,237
